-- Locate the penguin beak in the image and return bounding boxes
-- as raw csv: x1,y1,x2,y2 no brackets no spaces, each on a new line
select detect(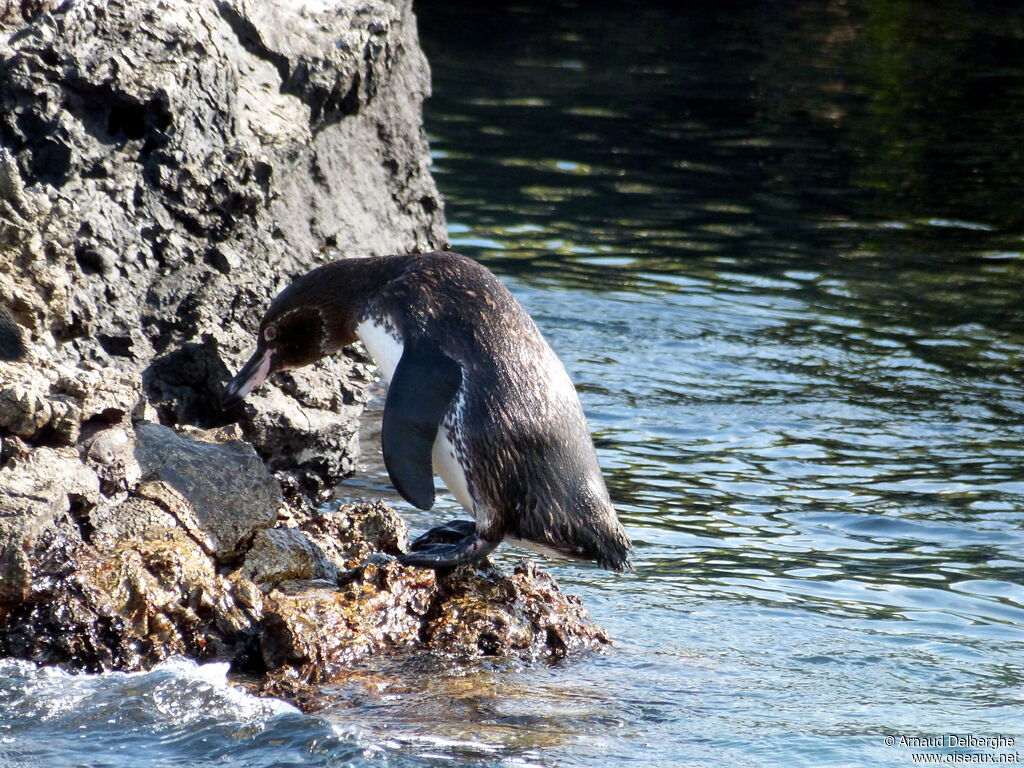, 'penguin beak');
221,348,275,410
